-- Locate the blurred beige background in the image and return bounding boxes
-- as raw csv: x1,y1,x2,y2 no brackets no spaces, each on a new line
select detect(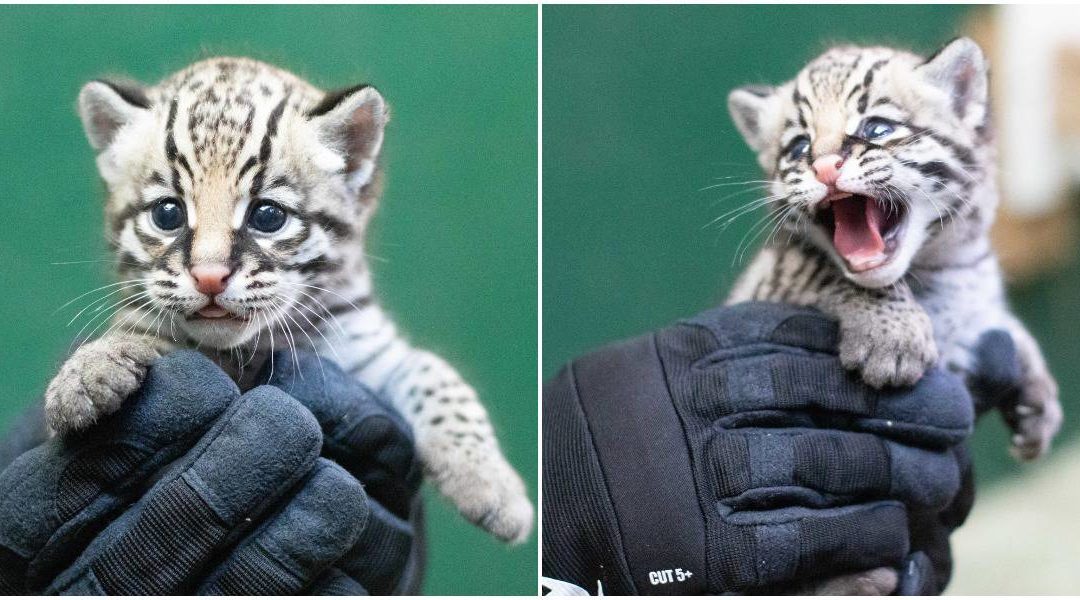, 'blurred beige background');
951,444,1080,594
